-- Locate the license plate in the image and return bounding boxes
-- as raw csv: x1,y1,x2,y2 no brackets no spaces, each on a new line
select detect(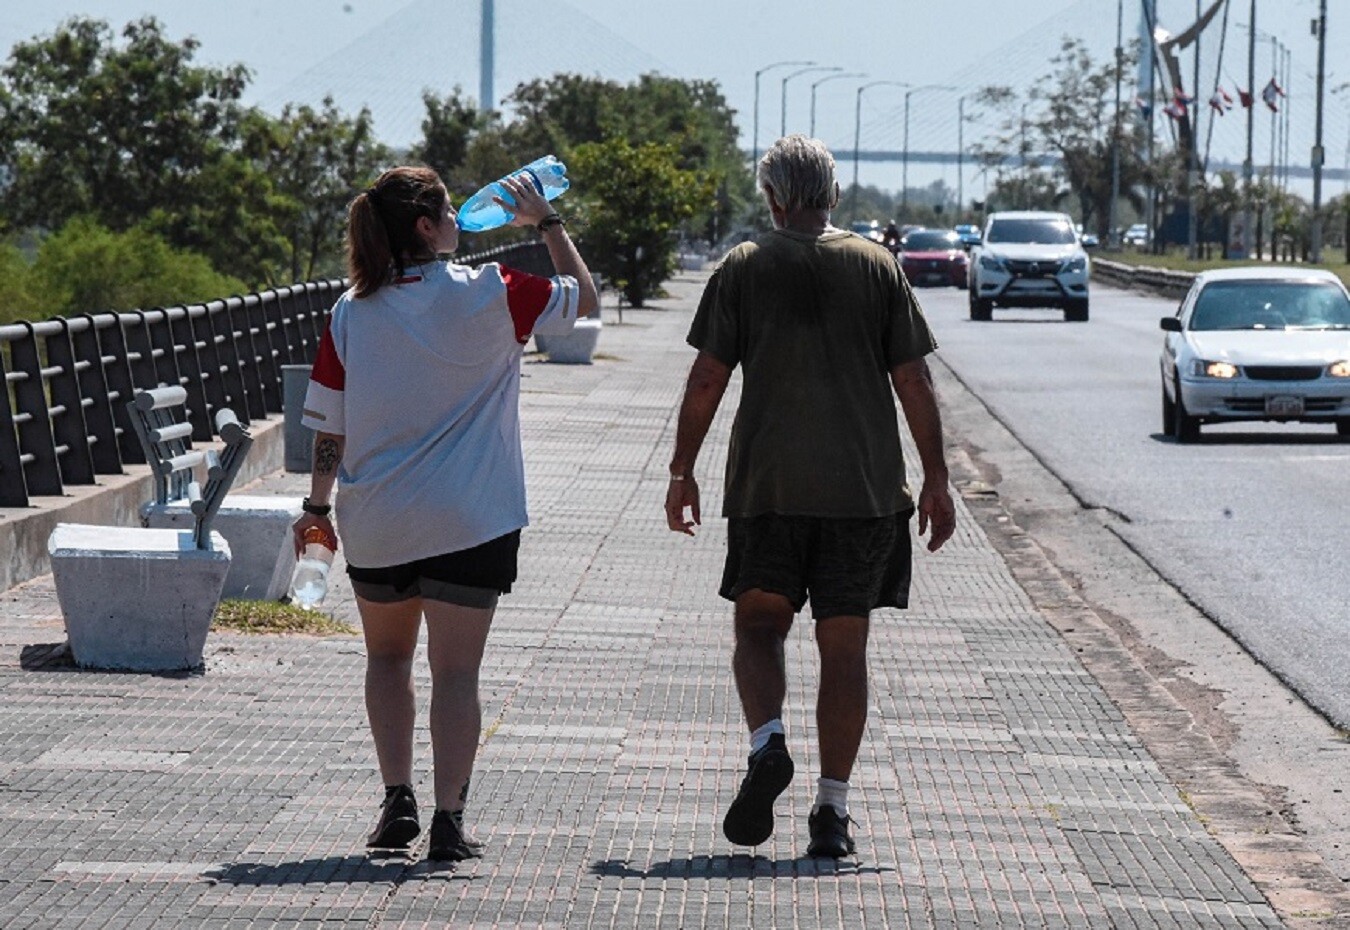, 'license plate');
1265,395,1305,416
